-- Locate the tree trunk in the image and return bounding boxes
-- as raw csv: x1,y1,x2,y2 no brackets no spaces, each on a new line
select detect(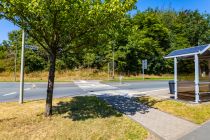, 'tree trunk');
45,54,56,117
